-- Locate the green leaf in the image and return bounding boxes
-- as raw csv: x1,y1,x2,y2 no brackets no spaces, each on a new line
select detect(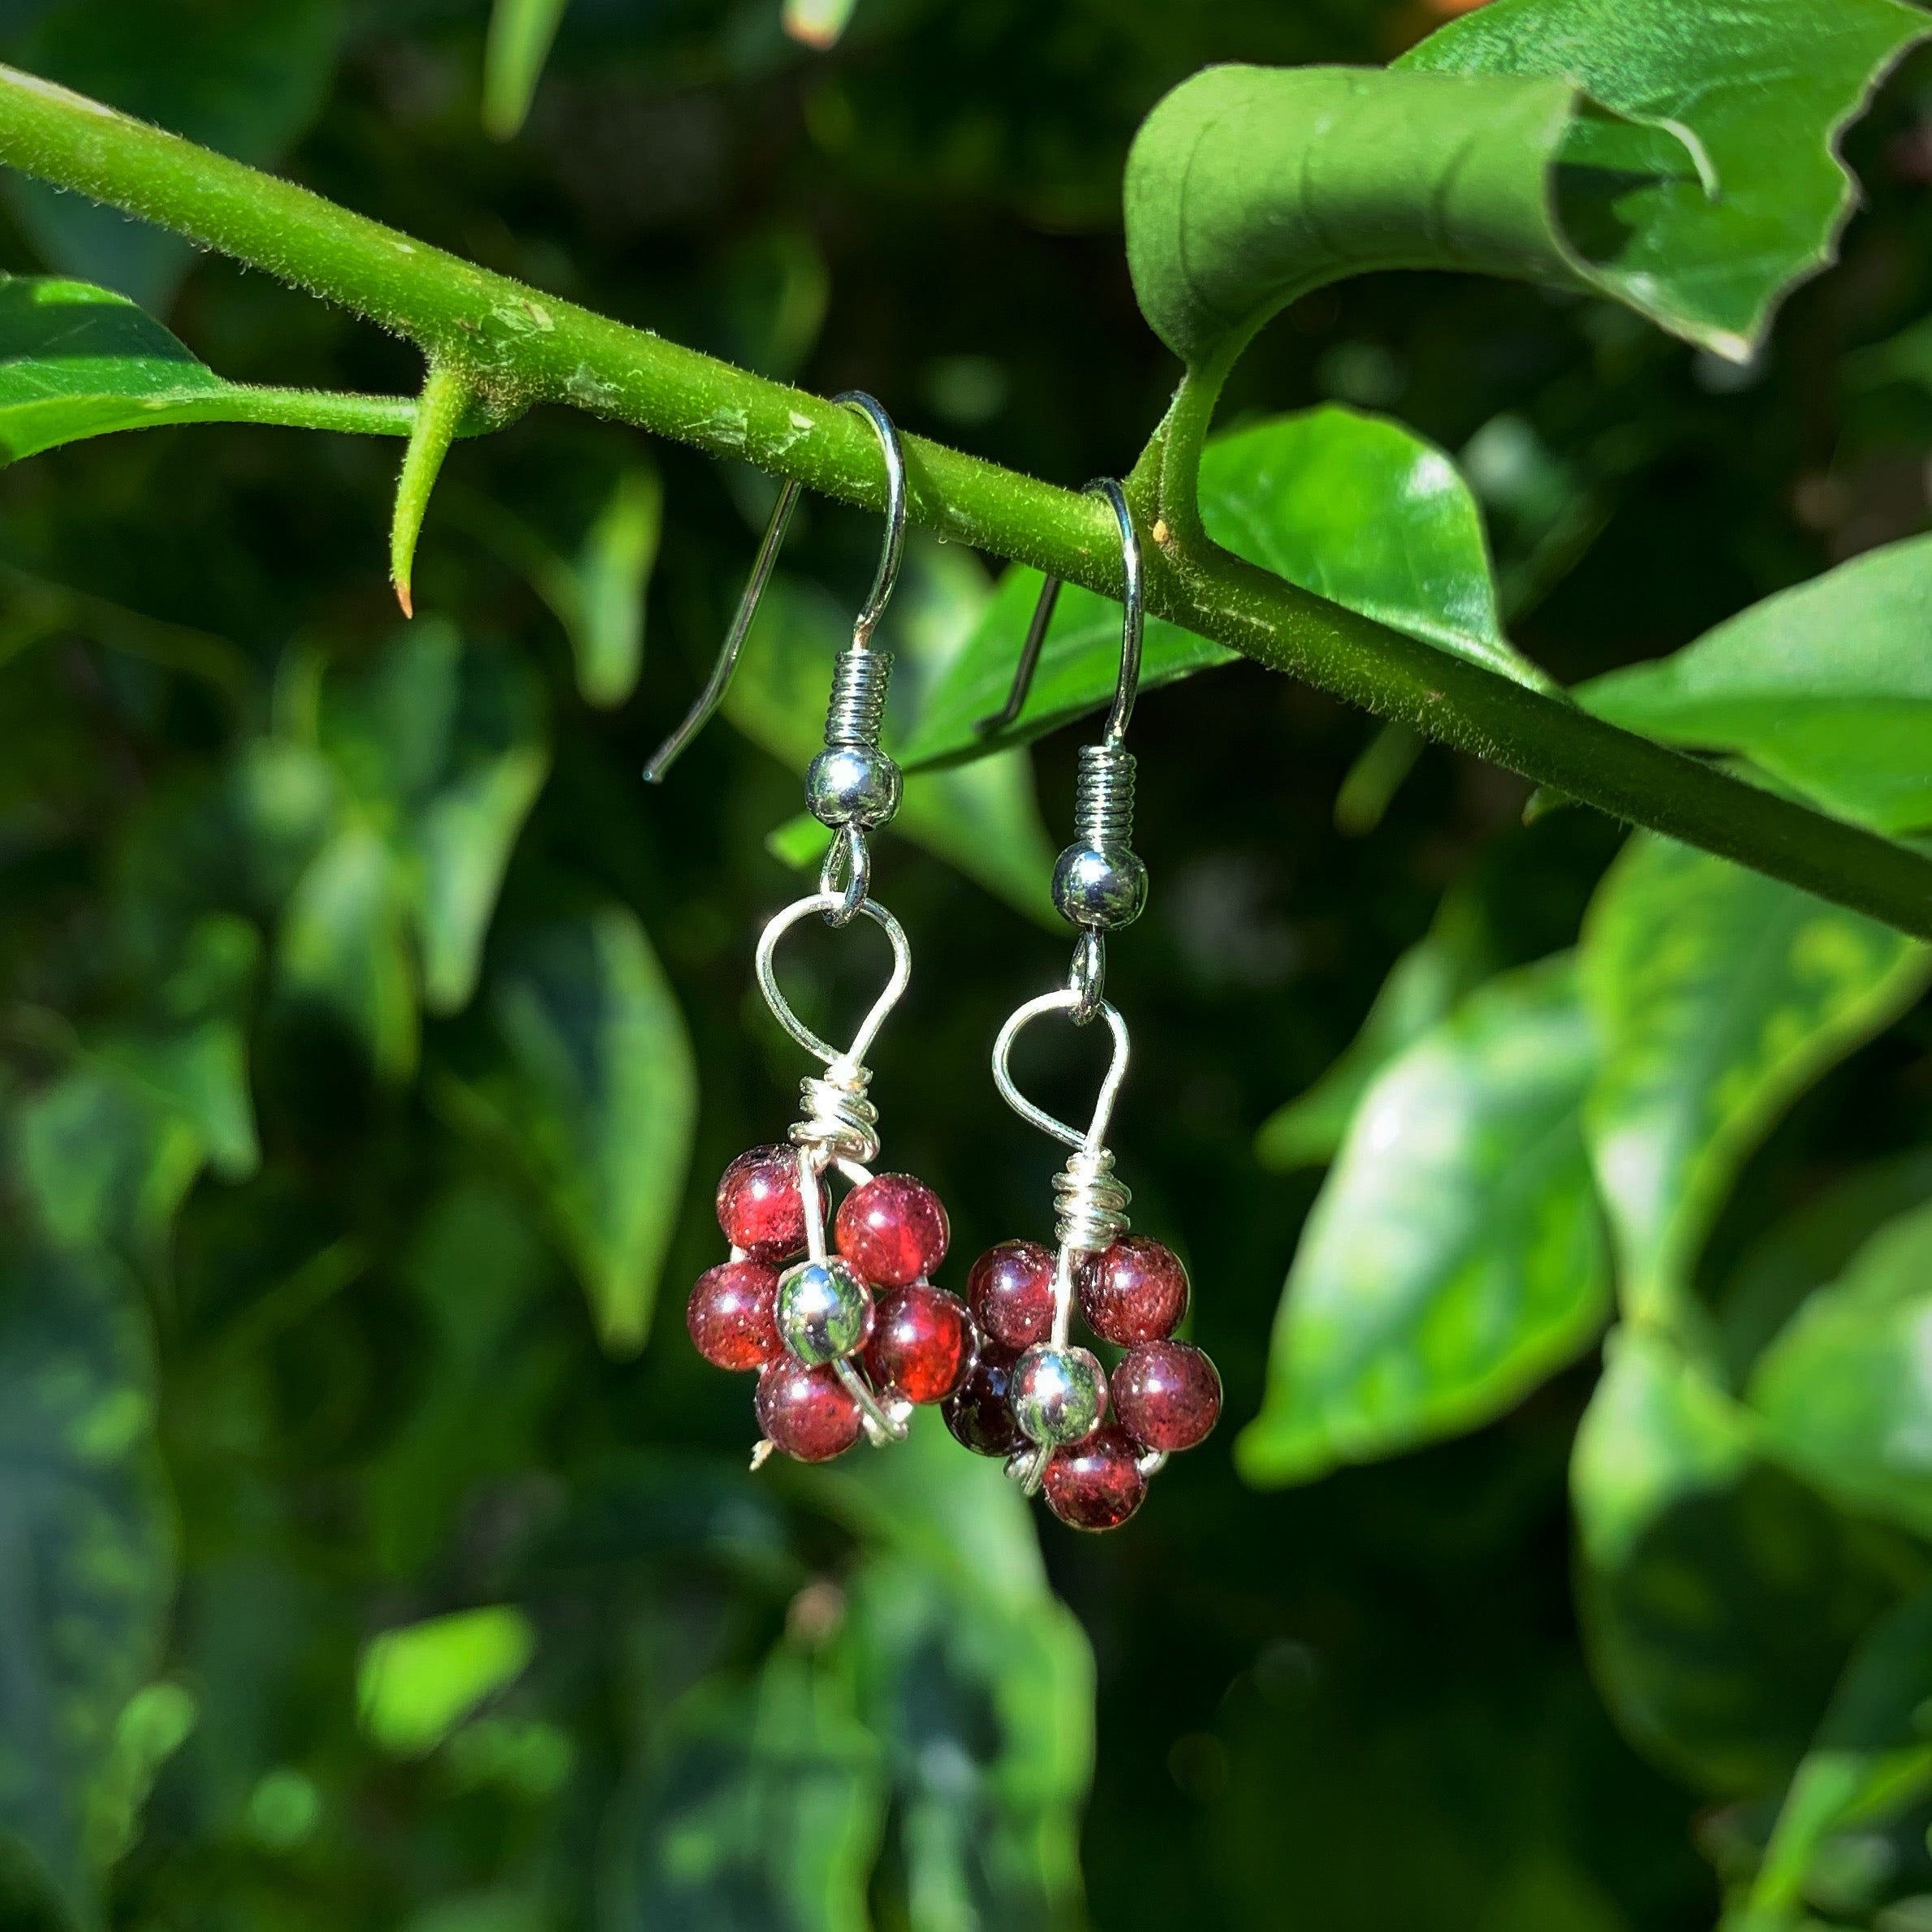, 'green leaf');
1750,1201,1932,1542
827,1415,1093,1929
358,1607,537,1758
0,1240,174,1928
1576,534,1932,837
899,404,1529,770
601,1645,885,1932
1255,885,1496,1172
1580,836,1930,1328
1731,1587,1932,1930
277,822,420,1082
1572,1325,1914,1796
482,0,571,140
433,906,696,1356
567,464,662,708
0,274,414,464
16,914,262,1265
1718,1149,1932,1387
2,0,344,309
364,1181,567,1579
275,623,550,1072
1123,1,1927,377
1399,0,1926,358
724,541,1060,925
1239,953,1608,1488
